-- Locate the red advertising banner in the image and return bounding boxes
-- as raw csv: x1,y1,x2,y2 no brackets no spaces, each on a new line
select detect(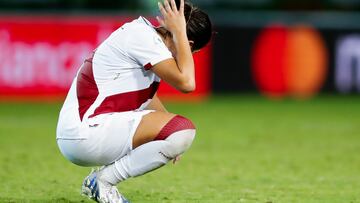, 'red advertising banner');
0,15,211,101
